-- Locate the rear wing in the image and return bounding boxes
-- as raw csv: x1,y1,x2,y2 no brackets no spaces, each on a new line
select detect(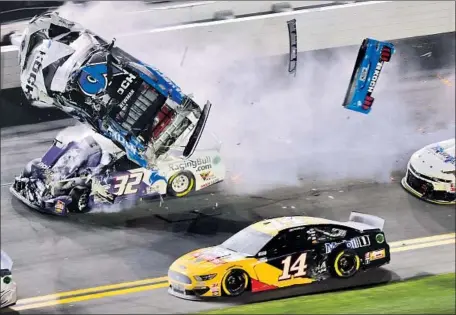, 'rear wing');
183,101,212,158
347,211,385,231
